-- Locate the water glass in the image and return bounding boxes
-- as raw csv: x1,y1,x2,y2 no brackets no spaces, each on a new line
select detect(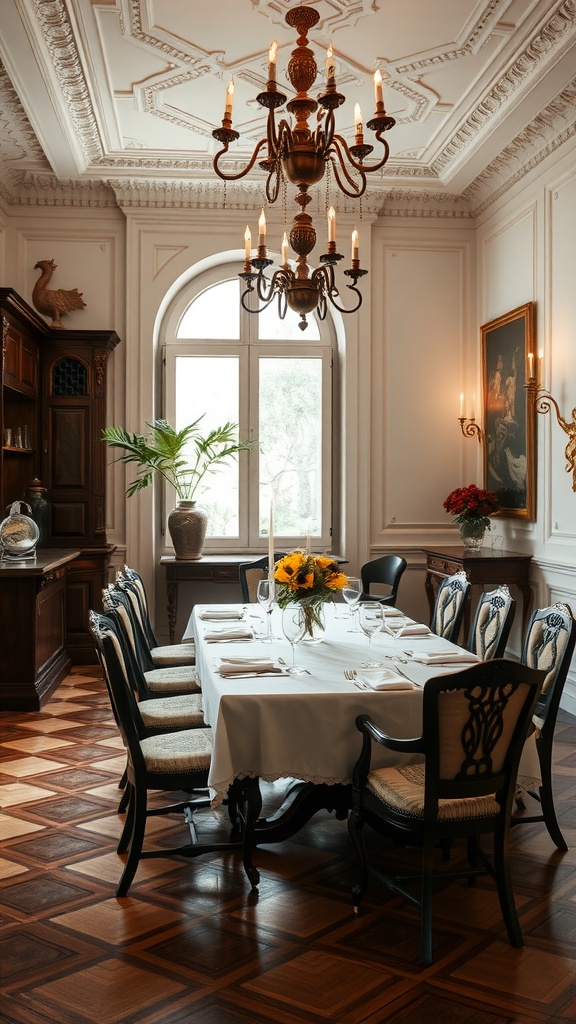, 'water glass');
342,576,362,629
256,578,275,642
281,605,307,675
359,602,384,667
